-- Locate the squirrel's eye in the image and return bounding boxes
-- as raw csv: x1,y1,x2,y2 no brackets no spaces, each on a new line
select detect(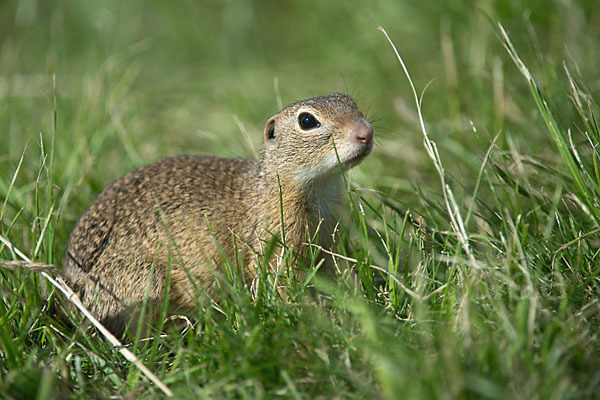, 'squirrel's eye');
298,113,320,130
